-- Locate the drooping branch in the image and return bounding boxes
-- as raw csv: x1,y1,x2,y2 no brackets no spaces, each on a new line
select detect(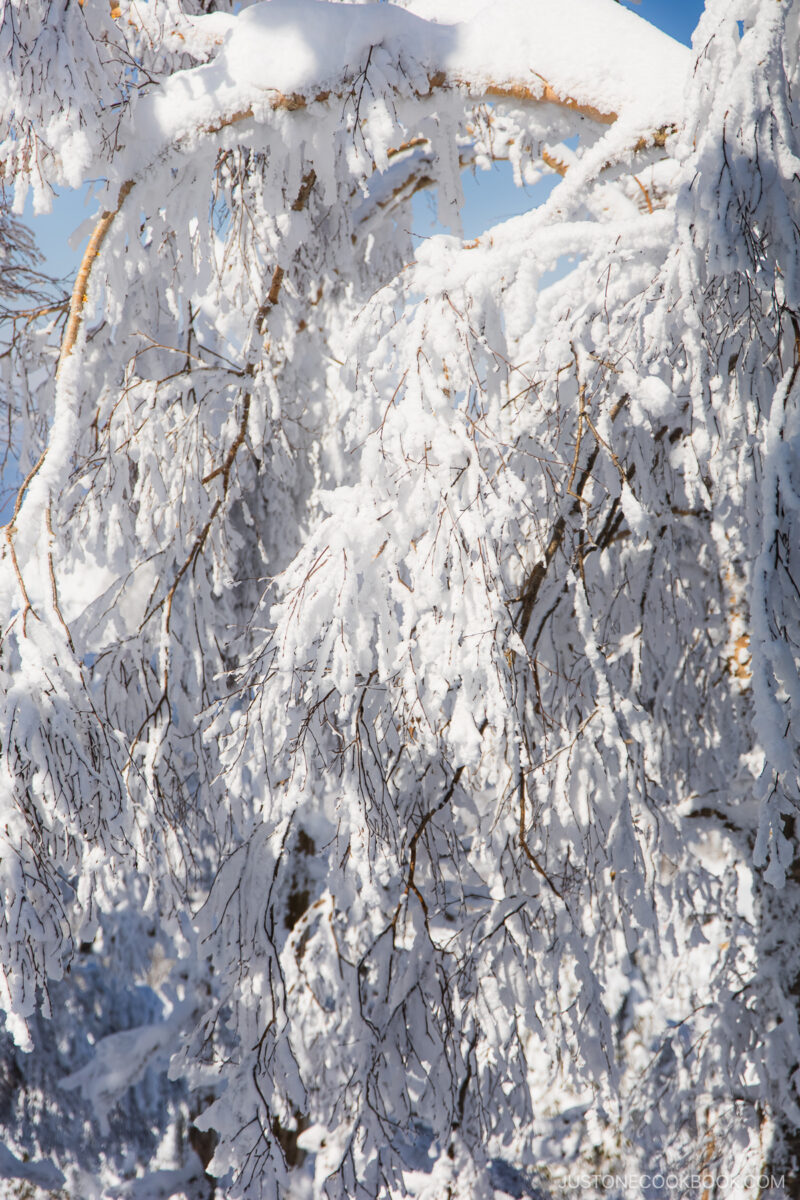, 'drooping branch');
59,179,134,375
2,9,677,625
54,65,639,374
